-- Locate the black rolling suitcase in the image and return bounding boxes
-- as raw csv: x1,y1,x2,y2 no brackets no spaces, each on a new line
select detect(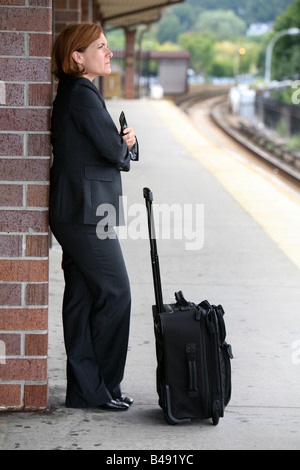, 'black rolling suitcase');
143,187,233,425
